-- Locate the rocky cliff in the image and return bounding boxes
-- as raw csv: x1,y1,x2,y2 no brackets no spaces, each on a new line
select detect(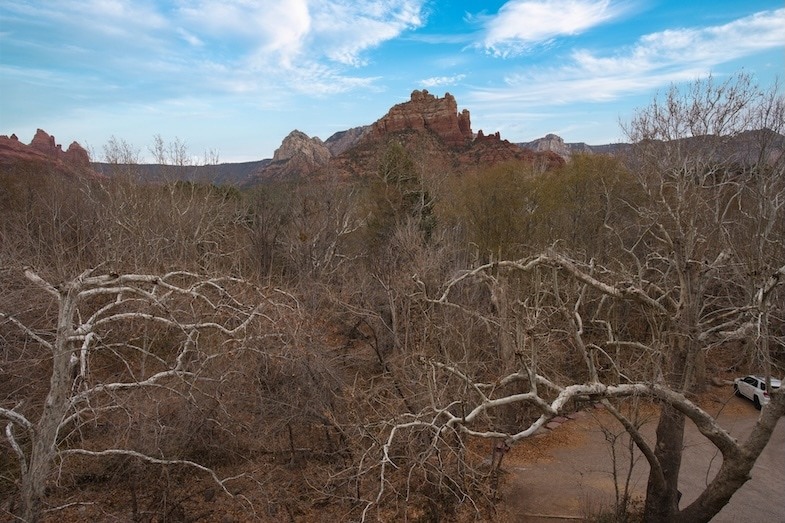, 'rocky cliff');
366,90,472,148
461,130,564,170
324,126,370,156
0,129,95,176
252,130,333,181
518,134,616,159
